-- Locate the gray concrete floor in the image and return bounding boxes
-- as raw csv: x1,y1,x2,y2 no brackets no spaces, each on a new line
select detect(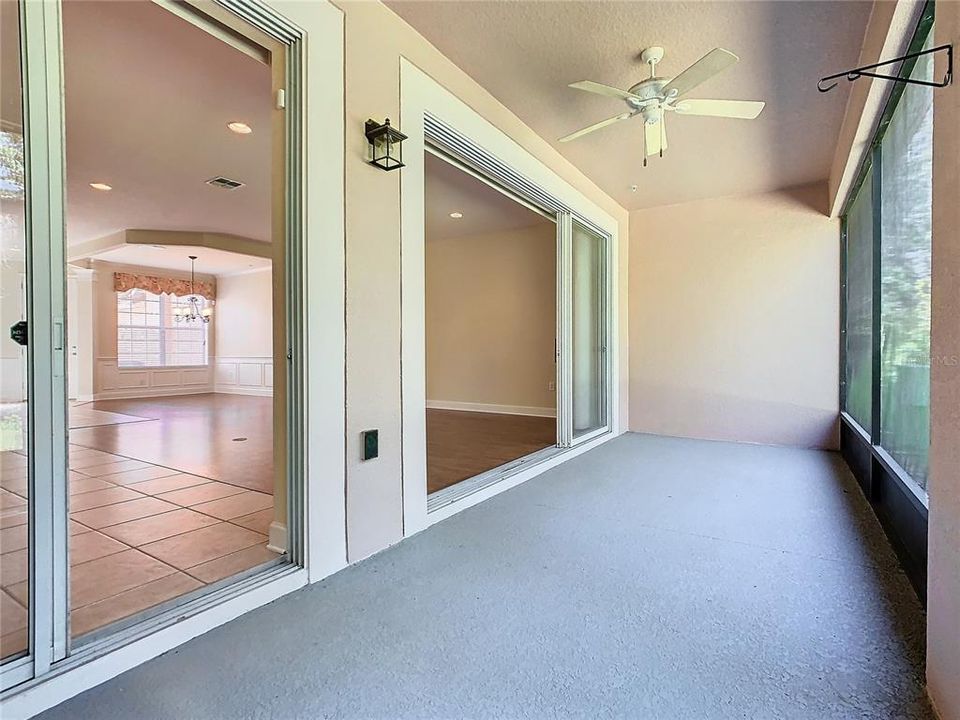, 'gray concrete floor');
37,434,932,719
